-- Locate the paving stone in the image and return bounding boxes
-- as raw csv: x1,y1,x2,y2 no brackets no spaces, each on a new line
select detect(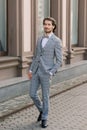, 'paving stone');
0,83,87,130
